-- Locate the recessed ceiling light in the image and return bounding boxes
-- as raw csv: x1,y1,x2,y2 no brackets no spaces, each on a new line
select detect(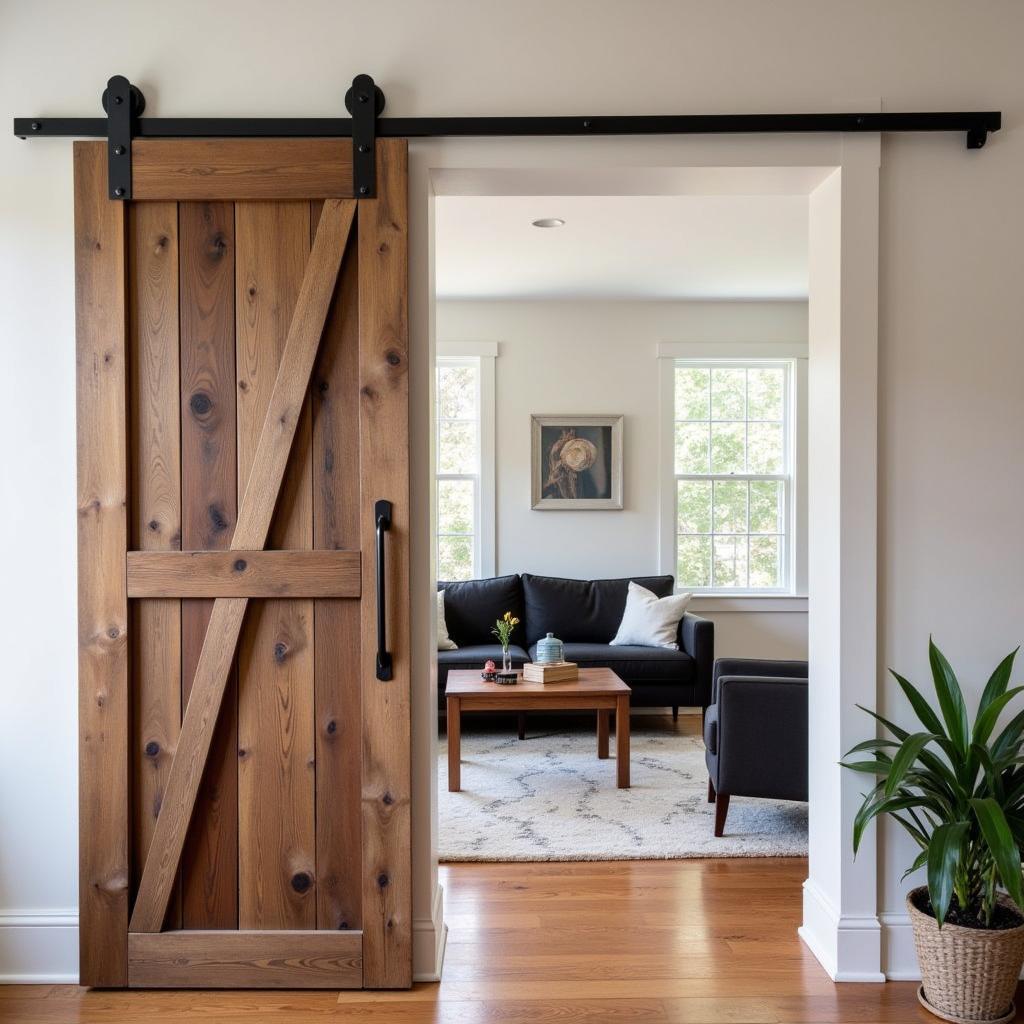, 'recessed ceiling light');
531,217,565,228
